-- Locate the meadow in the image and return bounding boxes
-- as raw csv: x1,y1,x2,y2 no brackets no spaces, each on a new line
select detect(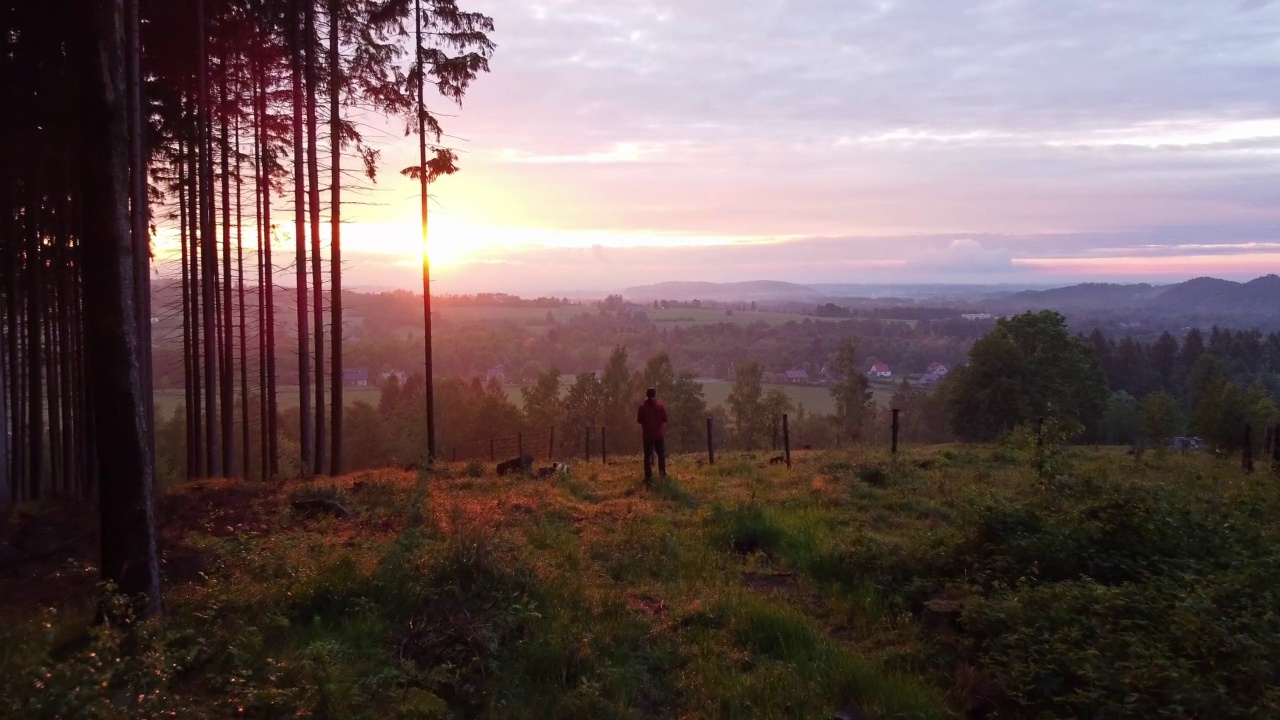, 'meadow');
4,442,1277,718
156,382,895,420
436,305,831,328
